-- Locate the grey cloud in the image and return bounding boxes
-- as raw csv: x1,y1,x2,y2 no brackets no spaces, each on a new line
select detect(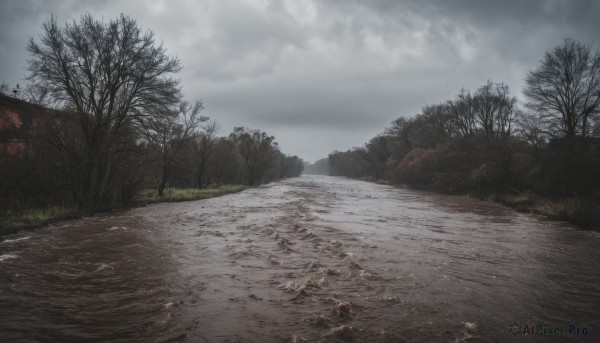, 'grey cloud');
1,0,598,162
